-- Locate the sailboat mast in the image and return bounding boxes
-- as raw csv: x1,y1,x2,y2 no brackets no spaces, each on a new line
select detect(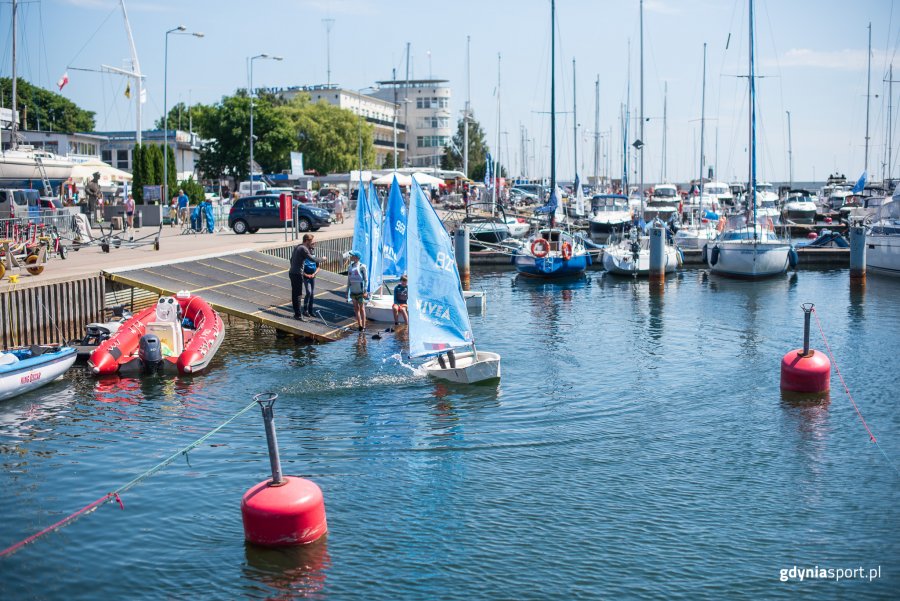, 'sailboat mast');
10,0,18,150
573,58,577,182
661,81,667,182
493,53,500,213
639,0,644,214
550,0,556,196
120,0,143,145
594,76,600,187
749,0,758,232
464,35,470,178
699,43,707,217
865,22,871,174
786,110,793,189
